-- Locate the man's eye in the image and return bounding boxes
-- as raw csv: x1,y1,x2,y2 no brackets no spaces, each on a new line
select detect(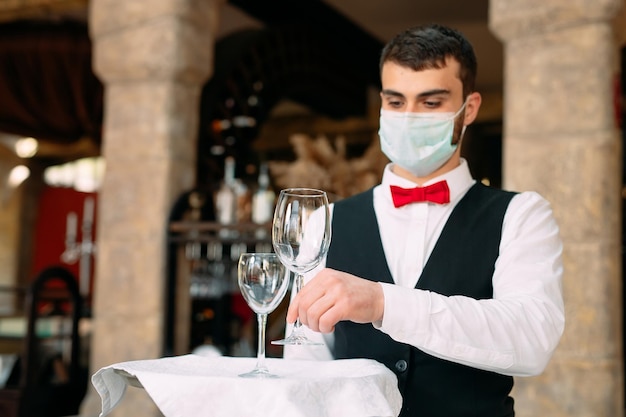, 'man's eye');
388,100,403,108
424,101,441,108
